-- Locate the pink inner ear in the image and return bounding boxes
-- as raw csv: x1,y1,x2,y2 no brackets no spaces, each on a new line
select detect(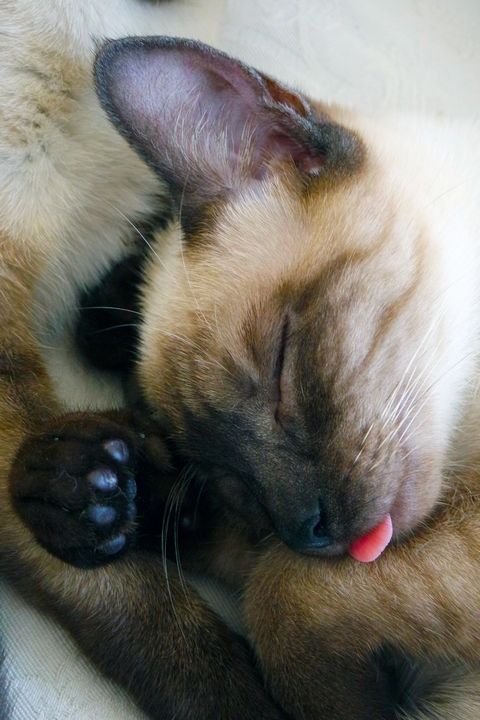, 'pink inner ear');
297,155,326,173
171,54,325,178
99,37,329,219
